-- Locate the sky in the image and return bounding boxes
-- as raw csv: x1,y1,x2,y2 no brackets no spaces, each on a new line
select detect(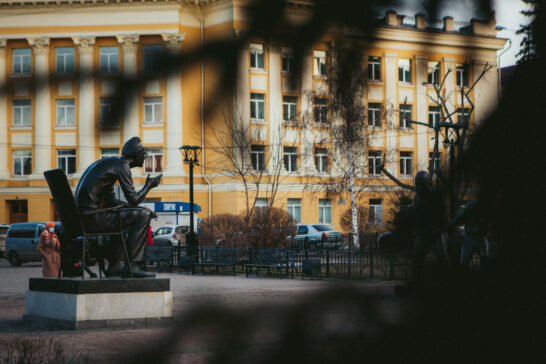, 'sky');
390,0,533,67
